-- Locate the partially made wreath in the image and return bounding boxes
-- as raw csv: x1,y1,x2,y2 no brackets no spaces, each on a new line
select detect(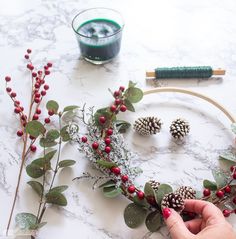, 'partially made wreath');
68,82,236,232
